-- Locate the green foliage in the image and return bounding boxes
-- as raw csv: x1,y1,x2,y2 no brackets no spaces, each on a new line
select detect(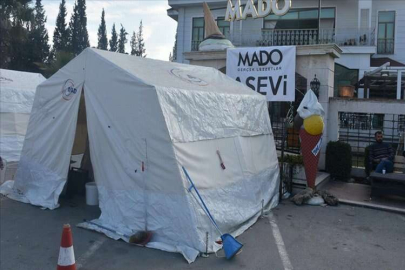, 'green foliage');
325,141,352,180
97,9,108,50
37,51,74,78
0,0,34,70
69,0,89,55
118,24,128,54
53,0,69,53
278,154,304,166
109,24,118,52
